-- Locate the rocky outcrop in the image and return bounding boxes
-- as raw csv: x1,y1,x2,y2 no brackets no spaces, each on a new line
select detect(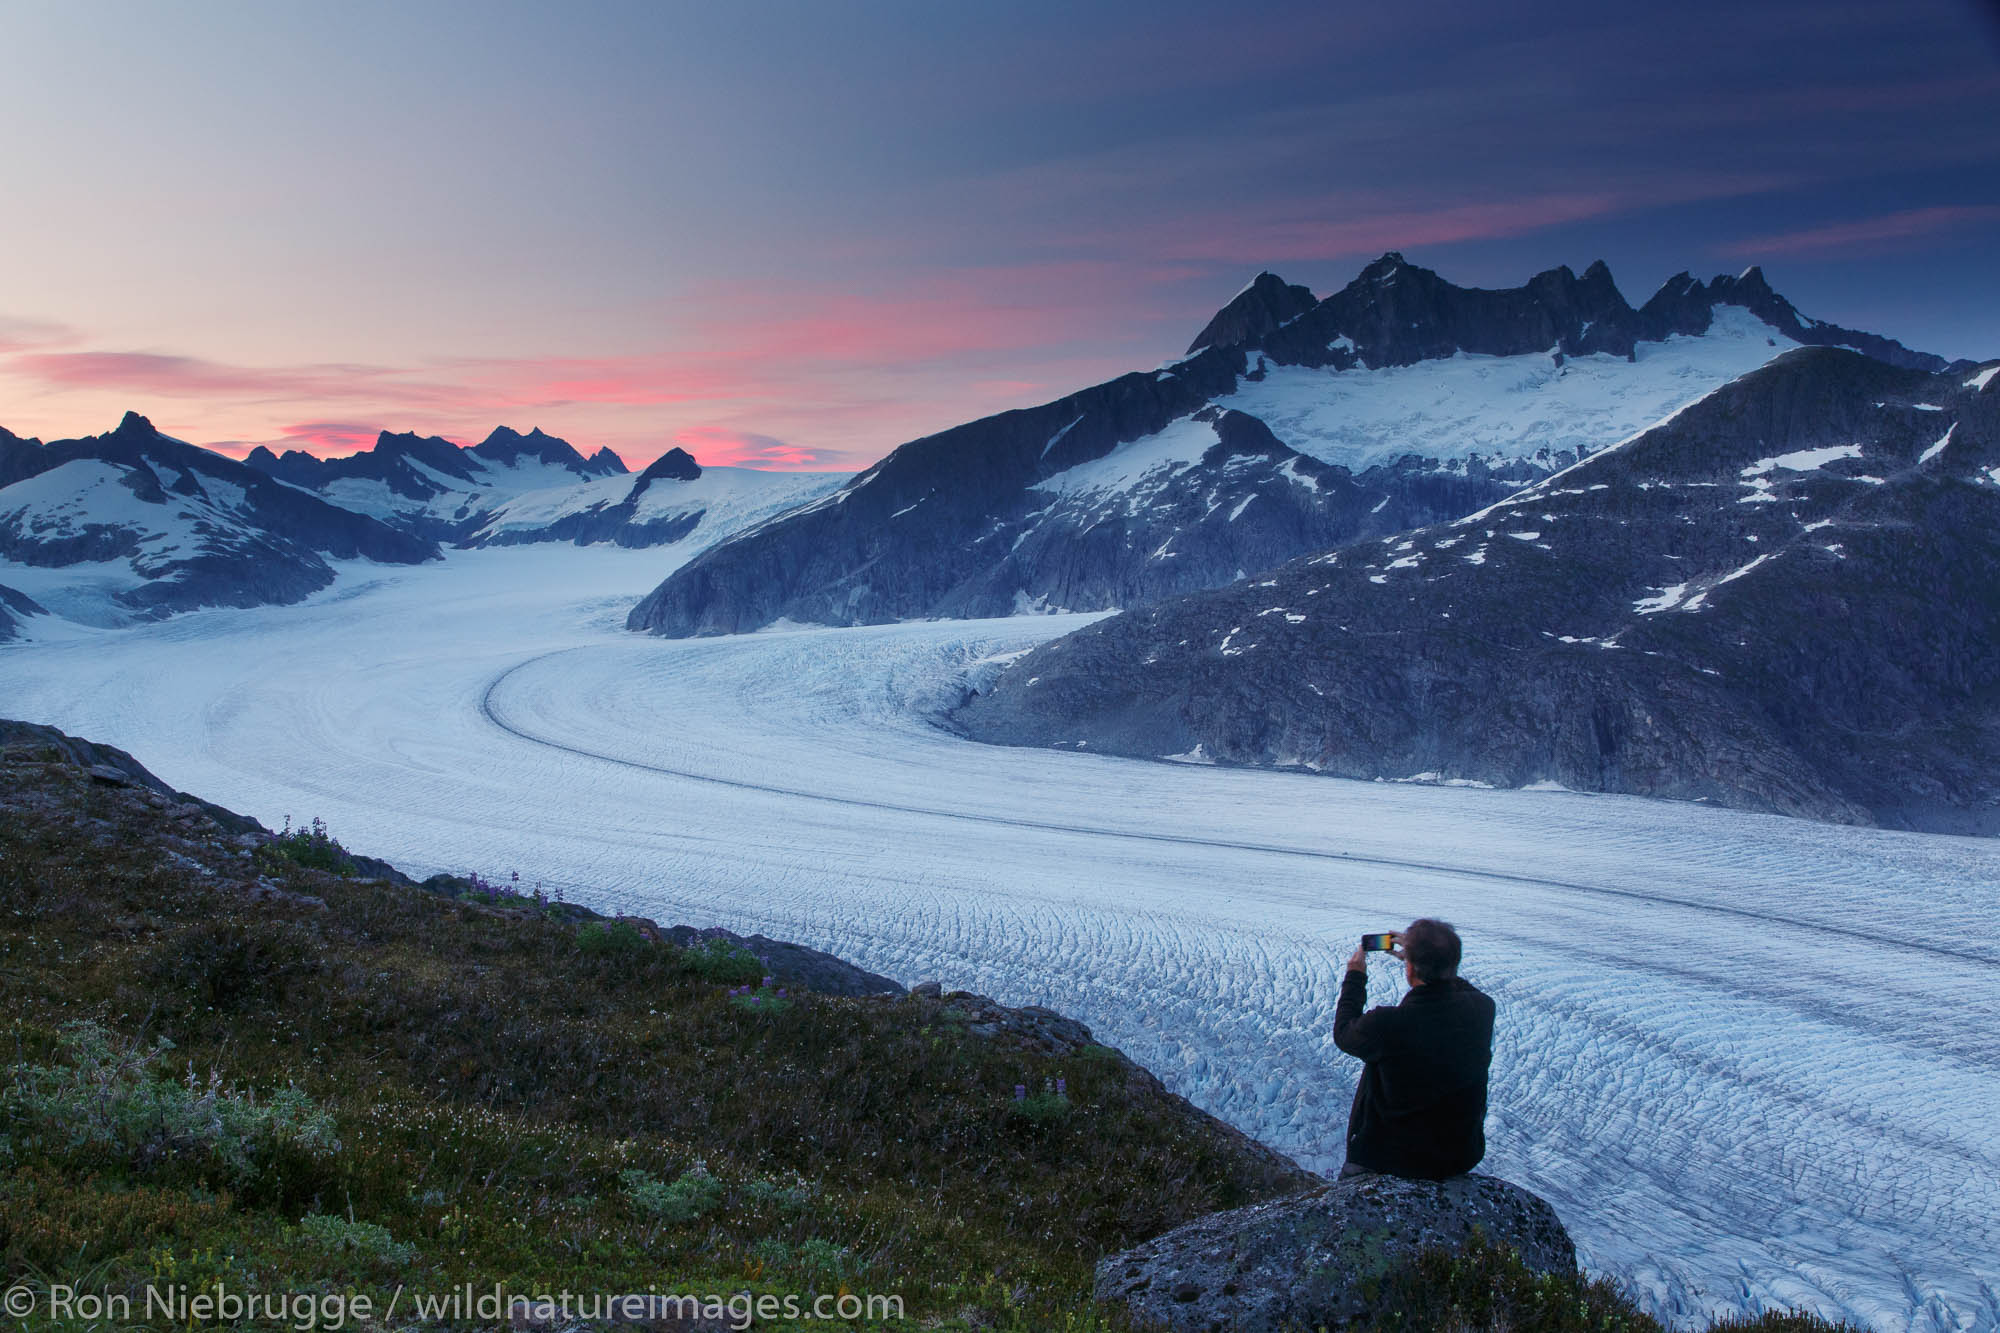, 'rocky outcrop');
629,253,1953,638
1095,1171,1575,1333
663,924,903,997
0,719,263,834
957,349,2000,831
